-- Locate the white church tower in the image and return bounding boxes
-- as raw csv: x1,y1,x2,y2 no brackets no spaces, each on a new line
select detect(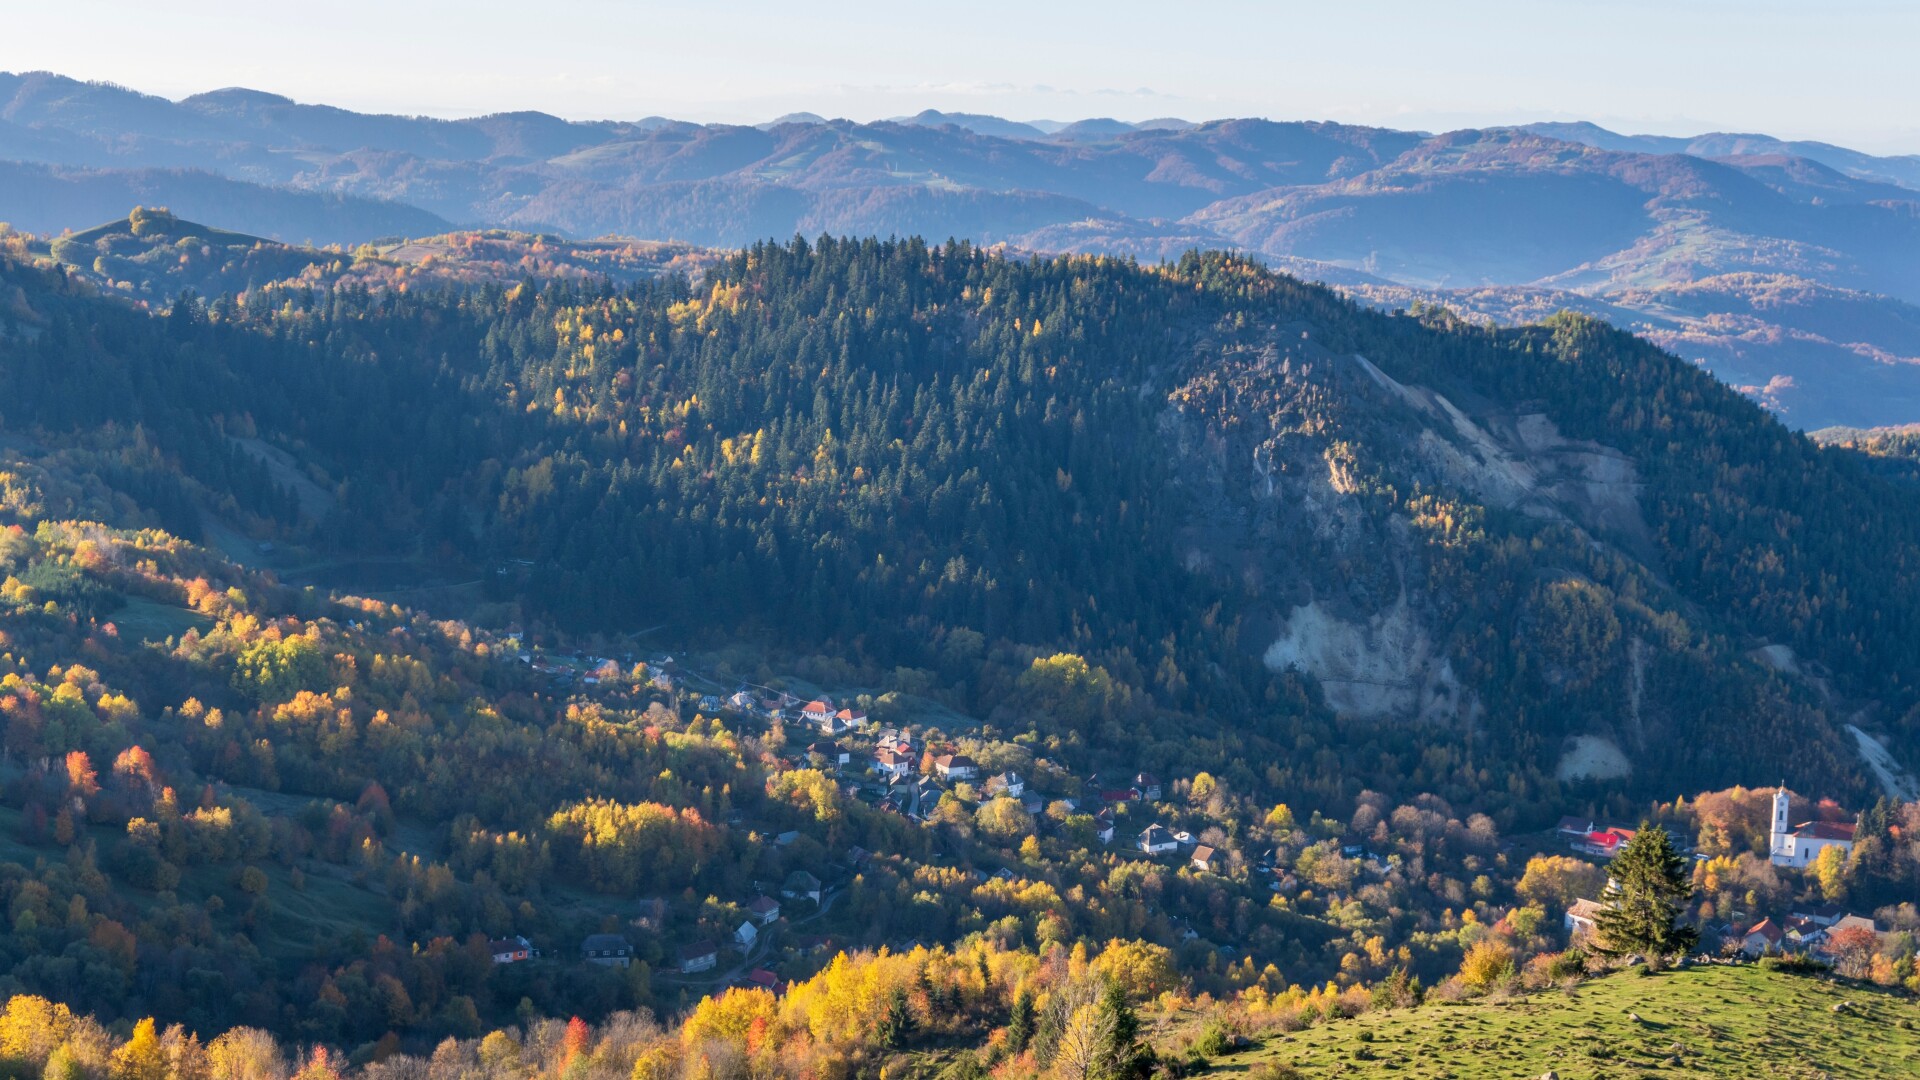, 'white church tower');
1769,785,1792,862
